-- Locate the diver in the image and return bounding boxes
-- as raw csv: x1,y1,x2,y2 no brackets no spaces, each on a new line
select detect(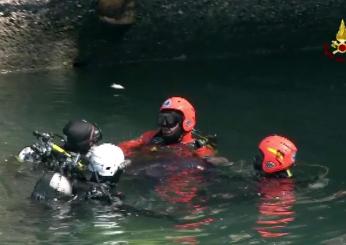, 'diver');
18,119,126,202
74,143,128,202
31,143,128,204
197,135,298,238
117,97,228,230
118,96,228,166
253,135,297,179
253,135,298,238
31,142,178,221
